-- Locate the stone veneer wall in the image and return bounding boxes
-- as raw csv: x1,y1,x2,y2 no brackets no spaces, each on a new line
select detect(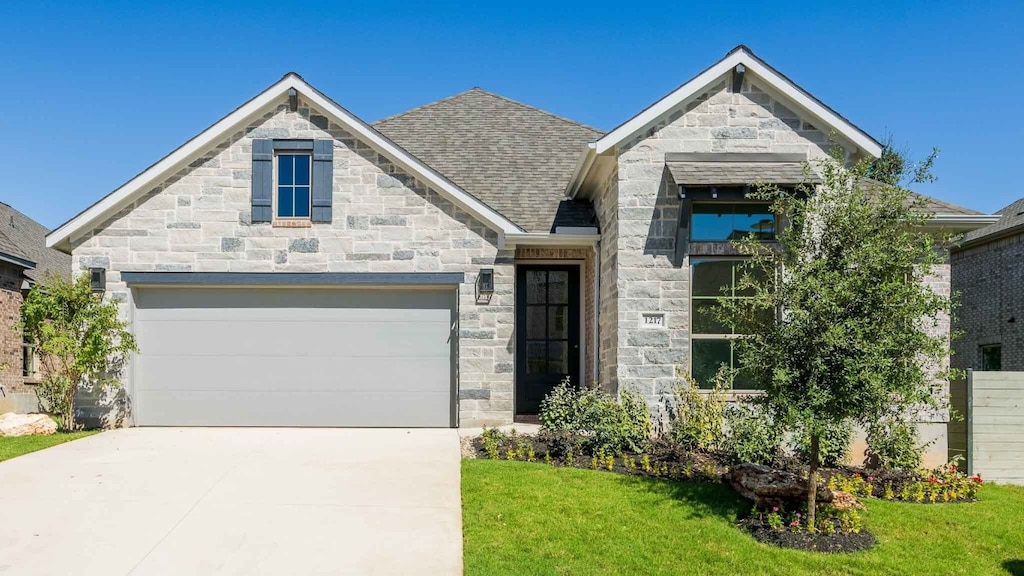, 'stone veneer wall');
70,96,515,427
514,246,597,386
592,169,619,393
612,78,851,406
951,234,1024,371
